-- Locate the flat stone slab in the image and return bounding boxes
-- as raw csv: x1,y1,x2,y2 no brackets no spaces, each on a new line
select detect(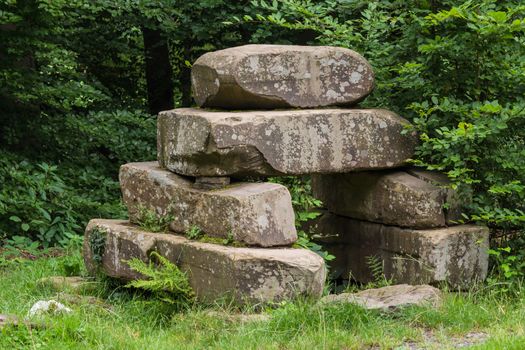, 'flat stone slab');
312,169,463,228
321,284,442,311
191,44,374,109
309,213,489,288
83,219,326,305
120,162,297,247
157,108,417,177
